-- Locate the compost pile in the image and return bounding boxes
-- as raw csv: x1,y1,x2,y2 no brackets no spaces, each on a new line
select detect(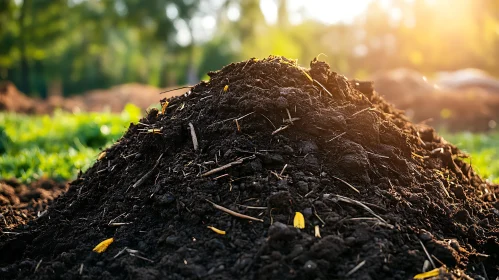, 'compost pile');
1,57,498,279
